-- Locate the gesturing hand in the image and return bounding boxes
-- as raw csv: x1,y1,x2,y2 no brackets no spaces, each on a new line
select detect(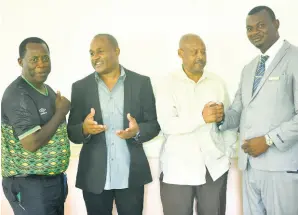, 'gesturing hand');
116,113,139,139
83,108,107,136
